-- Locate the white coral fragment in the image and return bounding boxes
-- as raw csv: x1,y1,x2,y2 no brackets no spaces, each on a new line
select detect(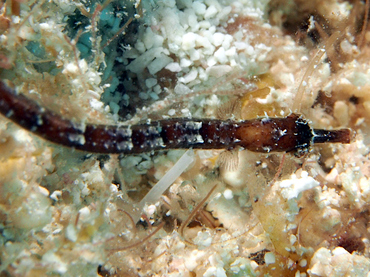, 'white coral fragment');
308,247,370,277
280,171,320,200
